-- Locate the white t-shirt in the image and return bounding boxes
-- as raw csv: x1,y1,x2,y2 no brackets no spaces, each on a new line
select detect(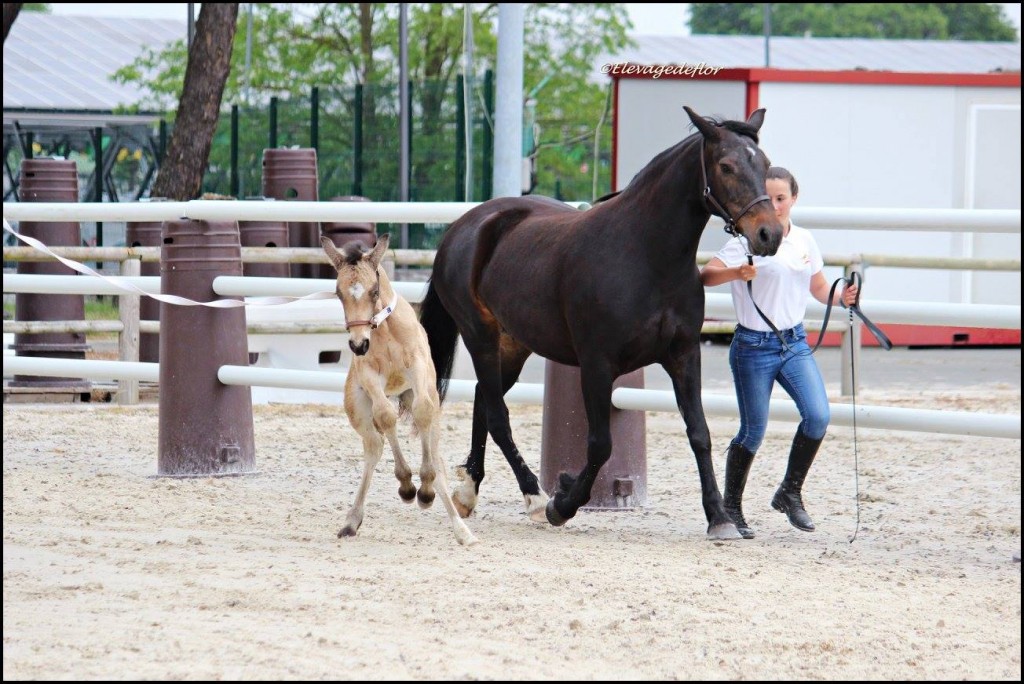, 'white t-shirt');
714,223,824,331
